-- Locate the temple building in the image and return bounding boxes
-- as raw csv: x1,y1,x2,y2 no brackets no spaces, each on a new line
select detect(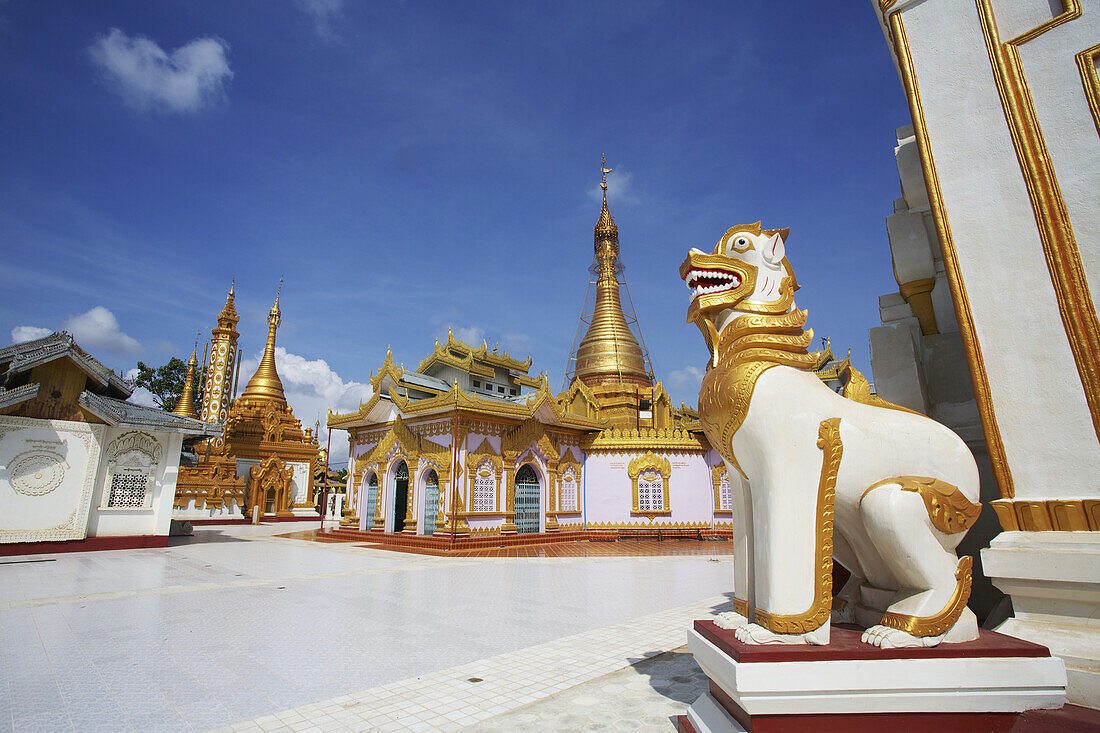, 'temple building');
329,164,737,537
174,287,322,520
0,332,216,545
